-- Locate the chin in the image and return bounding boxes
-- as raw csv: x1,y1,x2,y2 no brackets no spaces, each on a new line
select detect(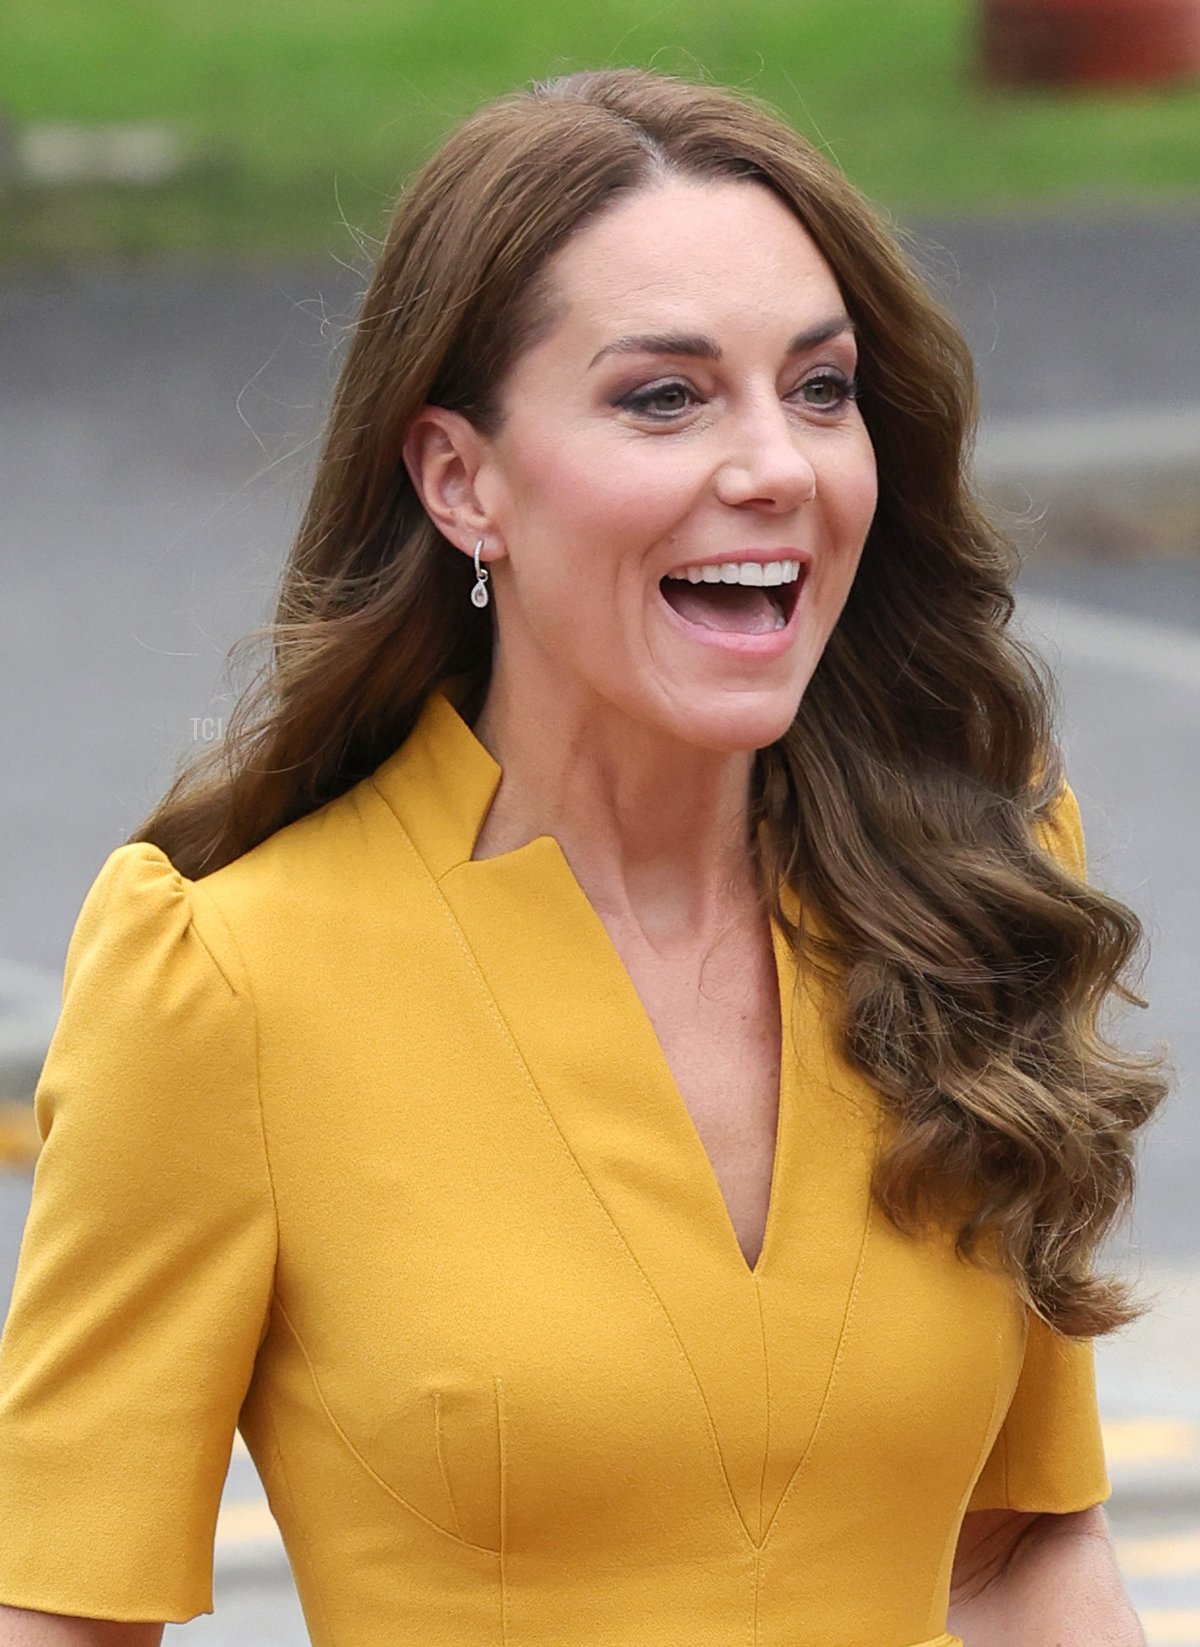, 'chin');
667,686,803,755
